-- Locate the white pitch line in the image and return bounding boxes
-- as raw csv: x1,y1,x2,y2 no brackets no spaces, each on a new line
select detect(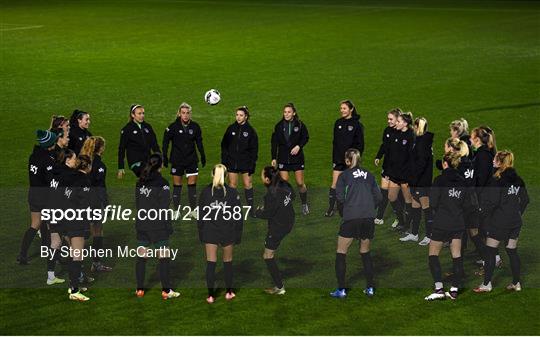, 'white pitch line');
0,25,44,32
